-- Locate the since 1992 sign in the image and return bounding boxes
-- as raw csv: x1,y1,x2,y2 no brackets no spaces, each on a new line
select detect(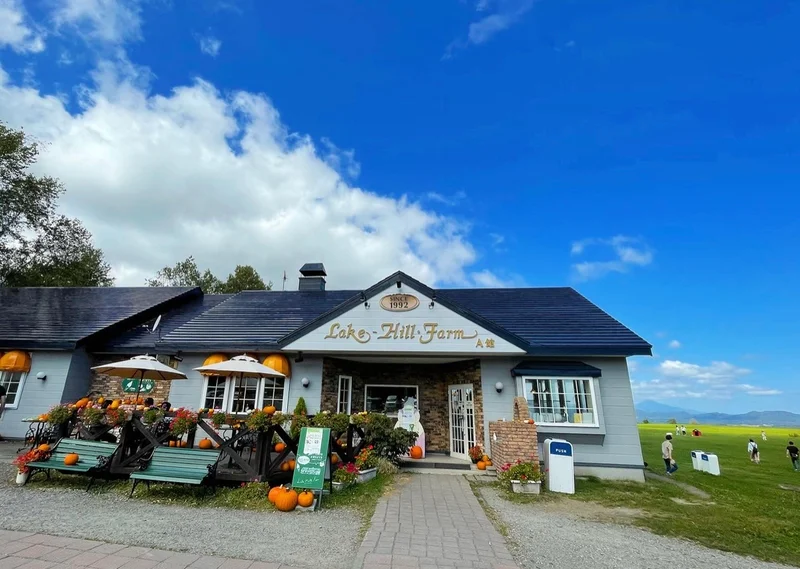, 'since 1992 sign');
380,293,419,312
